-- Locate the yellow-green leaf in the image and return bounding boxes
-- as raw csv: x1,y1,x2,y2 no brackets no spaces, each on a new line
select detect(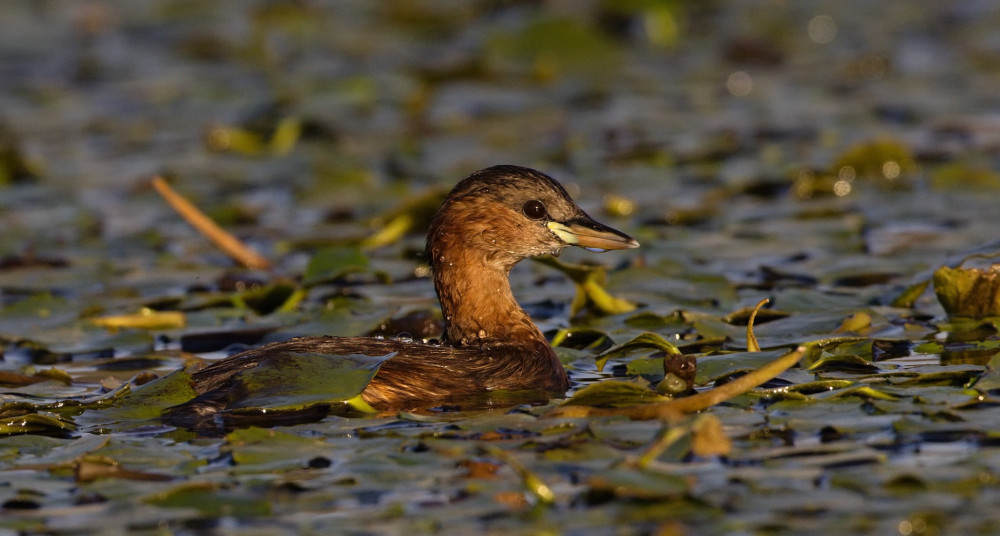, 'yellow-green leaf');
594,332,682,372
90,309,186,331
562,380,669,408
746,298,769,352
535,255,636,316
933,264,1000,317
